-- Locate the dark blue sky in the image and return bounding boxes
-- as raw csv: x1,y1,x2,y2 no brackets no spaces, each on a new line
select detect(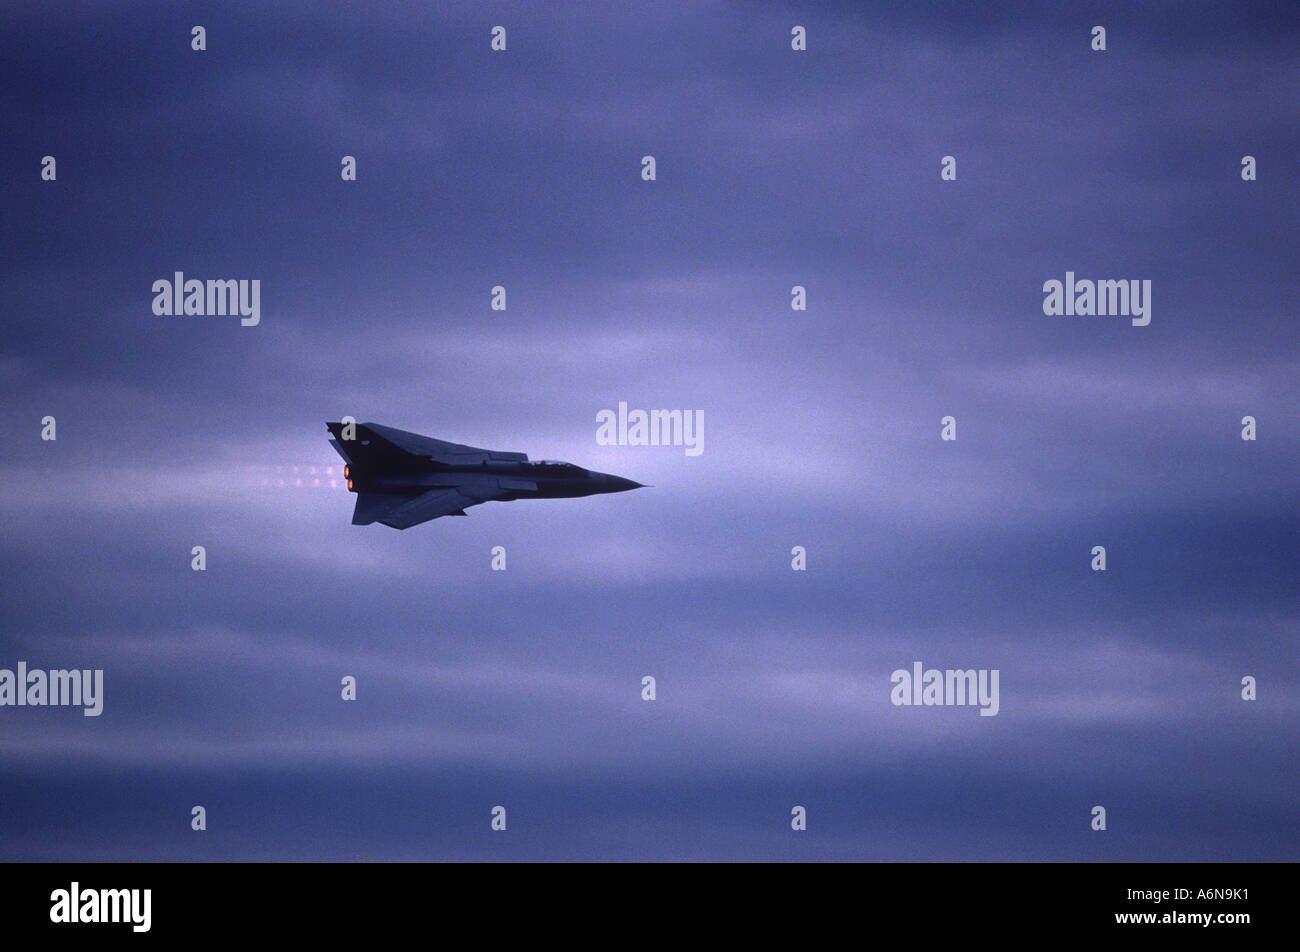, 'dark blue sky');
1,0,1296,860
